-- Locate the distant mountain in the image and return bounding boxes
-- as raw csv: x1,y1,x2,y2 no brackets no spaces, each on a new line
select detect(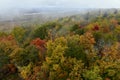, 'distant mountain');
0,8,119,31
